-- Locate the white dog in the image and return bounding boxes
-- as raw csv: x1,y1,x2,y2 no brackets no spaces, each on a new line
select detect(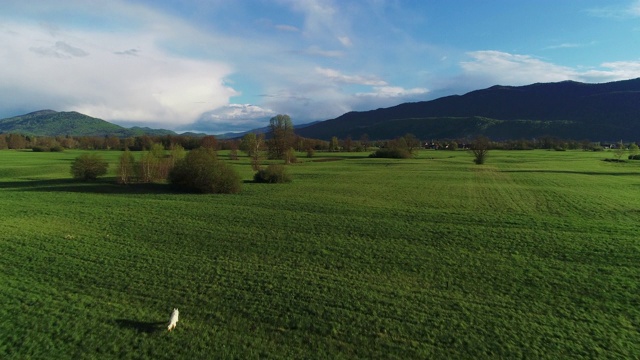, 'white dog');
168,308,179,331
